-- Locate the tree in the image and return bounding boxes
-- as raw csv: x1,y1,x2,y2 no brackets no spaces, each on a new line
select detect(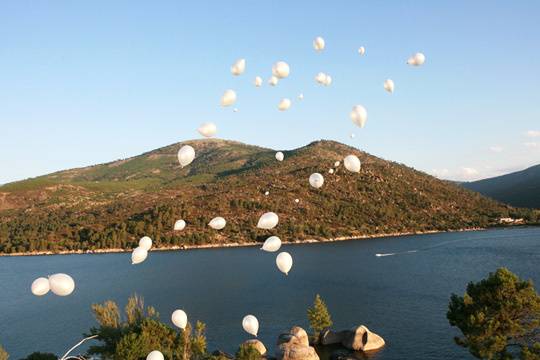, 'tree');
0,345,8,360
447,268,540,359
235,344,261,360
307,294,333,343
